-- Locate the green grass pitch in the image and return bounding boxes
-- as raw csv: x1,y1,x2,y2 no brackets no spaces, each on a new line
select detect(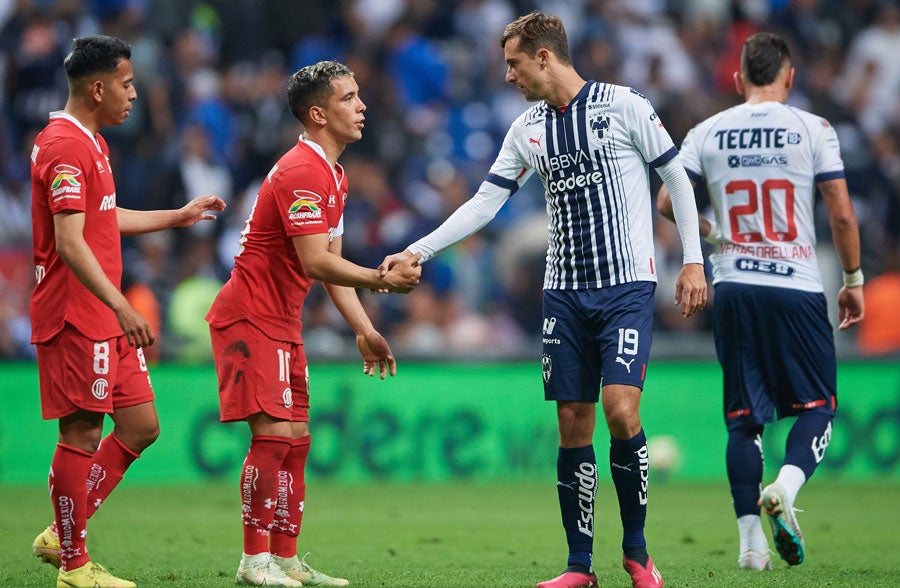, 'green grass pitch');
2,480,898,587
